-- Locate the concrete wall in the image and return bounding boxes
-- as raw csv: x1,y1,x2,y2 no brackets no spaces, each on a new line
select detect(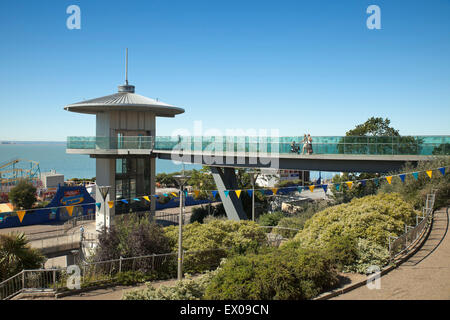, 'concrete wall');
97,111,156,136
